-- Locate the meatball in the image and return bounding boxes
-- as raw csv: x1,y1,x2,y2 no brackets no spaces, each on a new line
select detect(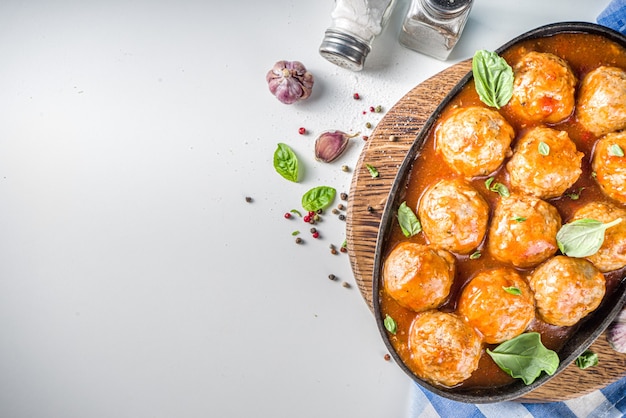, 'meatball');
577,66,626,136
529,256,605,327
383,242,455,312
507,51,577,124
408,310,482,387
592,131,626,204
418,179,489,254
435,106,515,178
457,268,535,344
570,201,626,272
487,194,561,268
506,126,583,199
